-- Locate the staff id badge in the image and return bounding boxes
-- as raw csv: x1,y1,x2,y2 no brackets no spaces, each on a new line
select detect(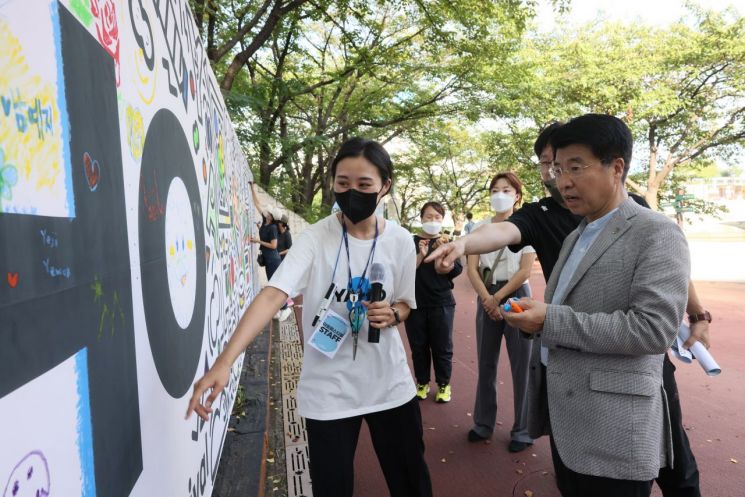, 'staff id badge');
308,309,351,358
